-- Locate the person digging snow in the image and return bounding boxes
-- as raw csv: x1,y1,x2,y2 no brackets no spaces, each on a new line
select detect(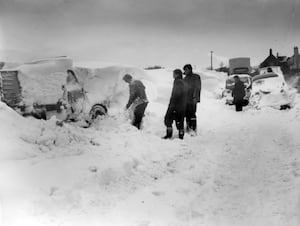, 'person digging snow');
183,64,201,135
163,69,187,139
123,74,148,129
